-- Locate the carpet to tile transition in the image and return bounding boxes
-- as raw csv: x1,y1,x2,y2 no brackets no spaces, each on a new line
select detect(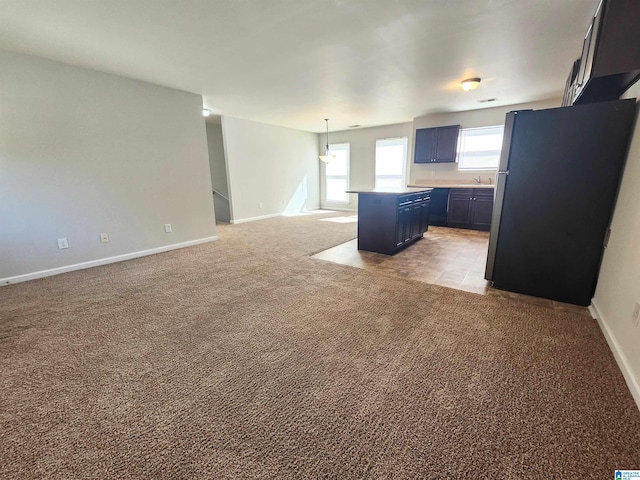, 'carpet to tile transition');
1,212,639,479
